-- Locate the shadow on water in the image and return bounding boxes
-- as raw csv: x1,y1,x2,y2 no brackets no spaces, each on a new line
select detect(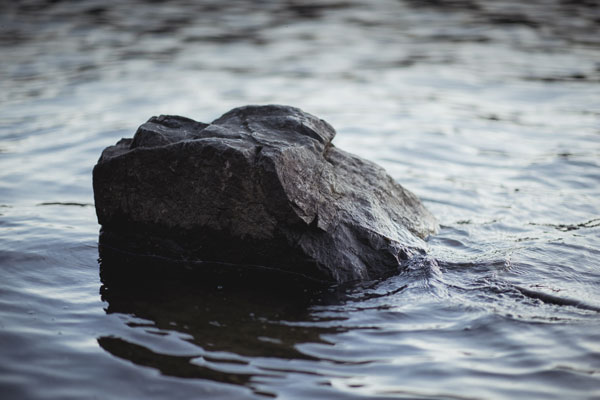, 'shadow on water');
97,241,350,393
